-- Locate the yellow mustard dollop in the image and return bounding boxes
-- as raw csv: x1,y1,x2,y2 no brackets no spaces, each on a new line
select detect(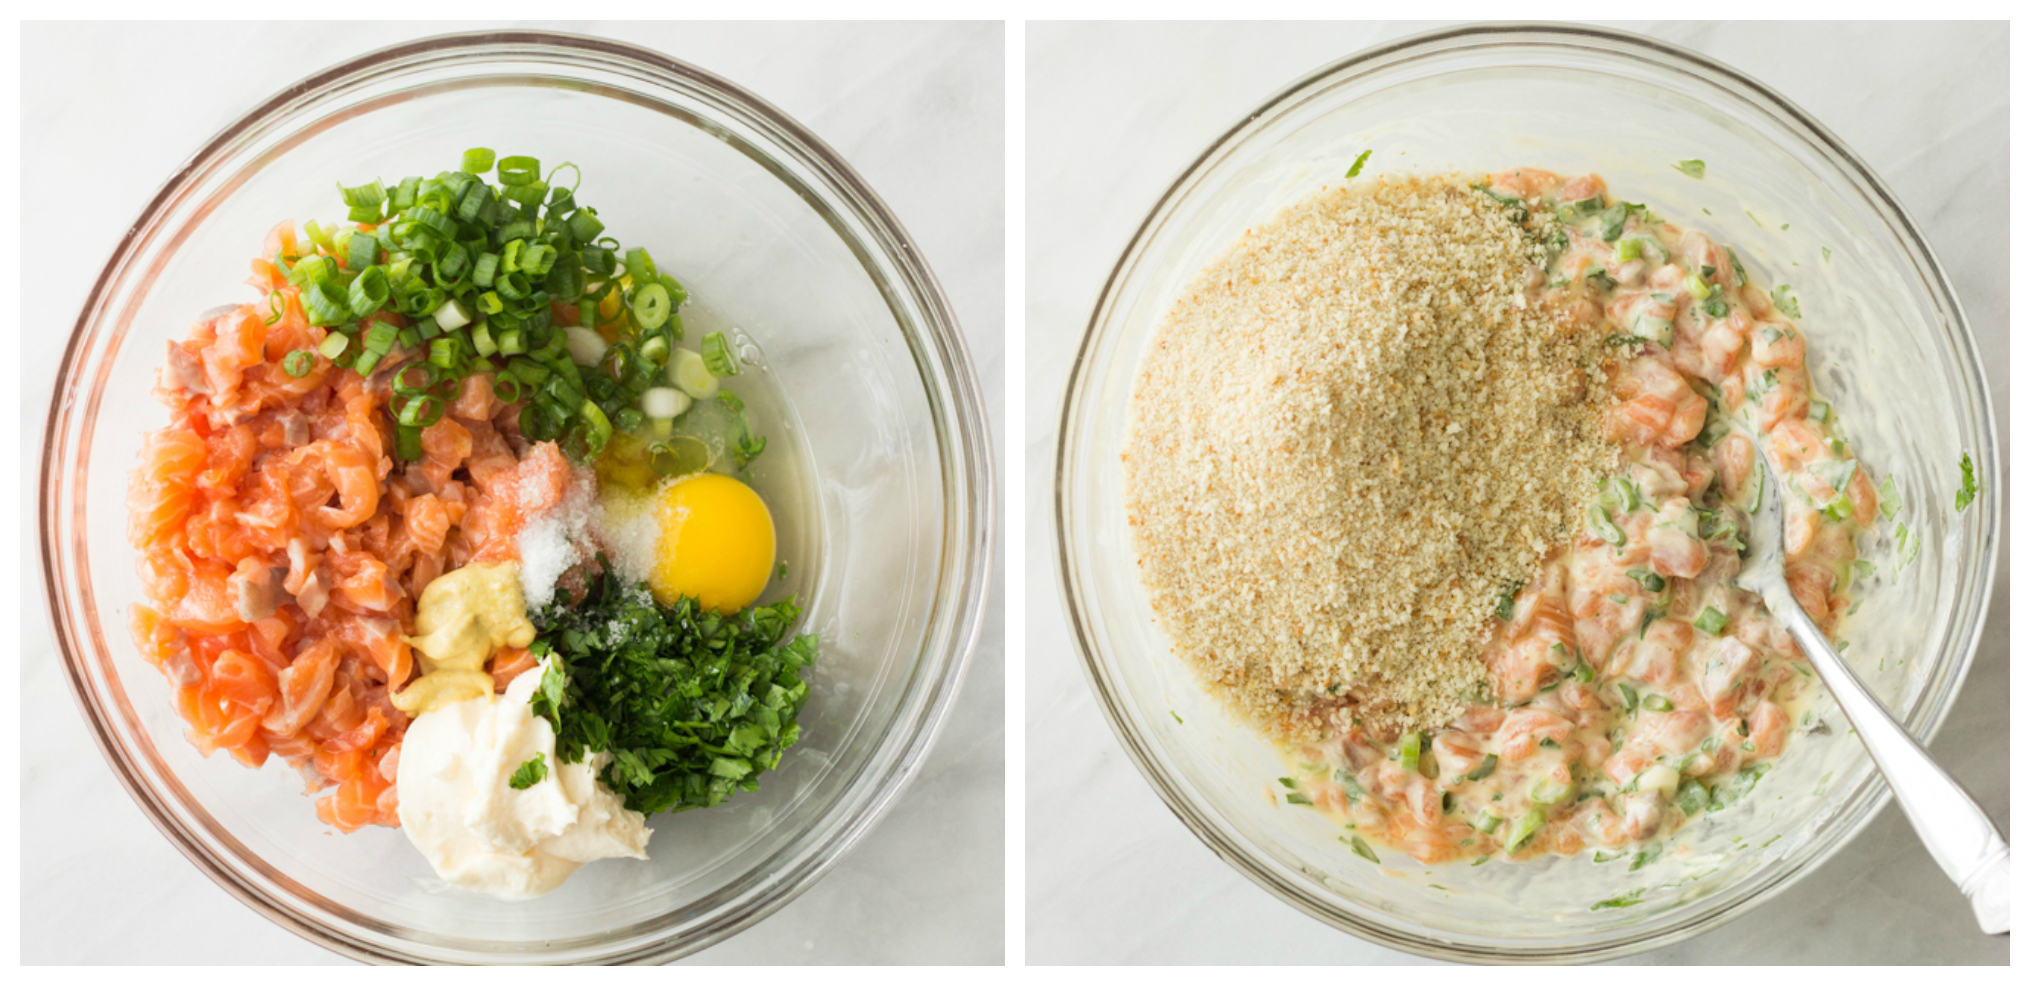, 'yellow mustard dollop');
392,561,537,716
